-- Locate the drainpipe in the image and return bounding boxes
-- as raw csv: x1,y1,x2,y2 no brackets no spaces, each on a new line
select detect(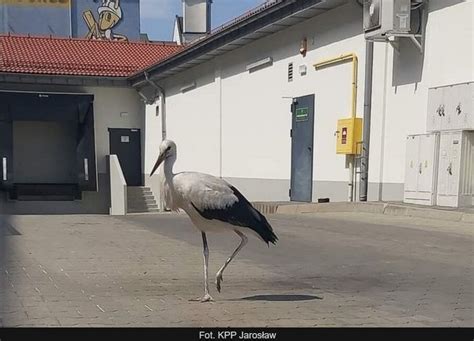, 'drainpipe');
360,41,374,202
314,53,359,202
139,73,167,211
144,72,167,140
